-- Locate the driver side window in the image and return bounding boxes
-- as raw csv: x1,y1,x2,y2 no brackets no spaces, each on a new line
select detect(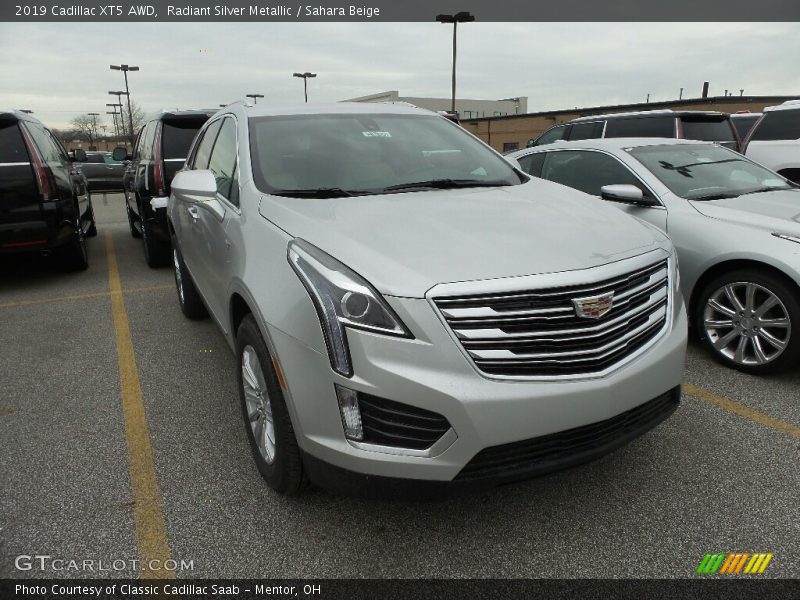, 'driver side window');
541,150,655,200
